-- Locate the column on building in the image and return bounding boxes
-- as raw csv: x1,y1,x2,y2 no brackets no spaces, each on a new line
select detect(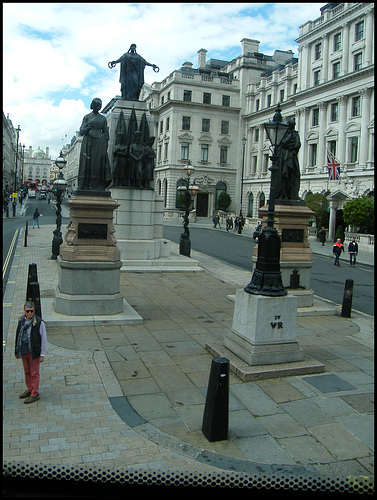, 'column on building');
298,44,309,91
318,101,327,170
297,107,307,172
364,8,374,66
359,87,371,169
322,34,329,82
337,95,347,165
256,125,264,176
341,22,350,76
